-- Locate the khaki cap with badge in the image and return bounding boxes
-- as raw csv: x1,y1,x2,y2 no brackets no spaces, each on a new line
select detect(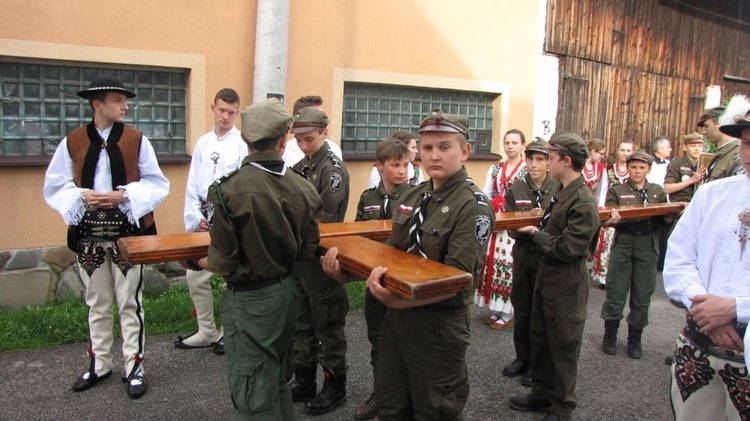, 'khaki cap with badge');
418,108,470,138
292,107,329,134
625,151,654,166
525,138,550,155
547,130,589,159
240,98,292,144
696,106,726,127
682,132,706,144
